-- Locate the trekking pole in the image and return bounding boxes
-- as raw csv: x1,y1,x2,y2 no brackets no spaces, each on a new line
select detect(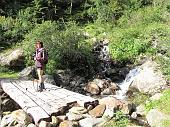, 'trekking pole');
32,66,38,92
